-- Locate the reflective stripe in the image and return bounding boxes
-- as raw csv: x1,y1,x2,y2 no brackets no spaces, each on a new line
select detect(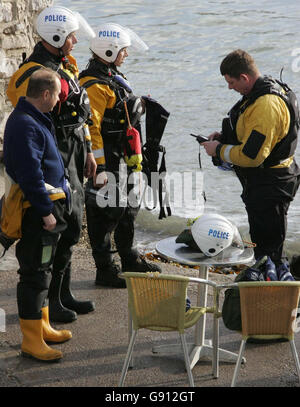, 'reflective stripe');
23,186,66,208
93,148,105,158
223,145,234,163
